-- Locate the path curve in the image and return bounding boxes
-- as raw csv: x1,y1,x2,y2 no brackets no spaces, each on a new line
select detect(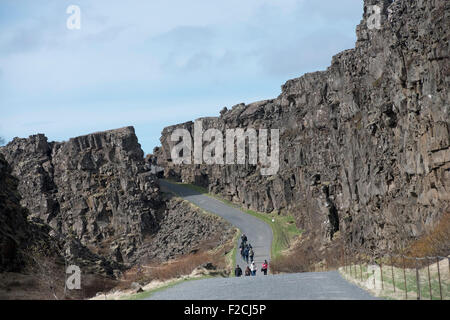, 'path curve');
159,179,273,271
155,180,377,300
